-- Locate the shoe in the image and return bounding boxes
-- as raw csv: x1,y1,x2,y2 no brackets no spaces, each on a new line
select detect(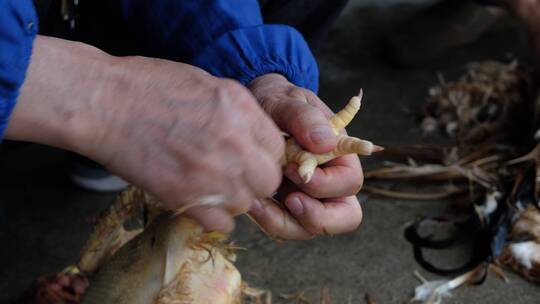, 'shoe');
387,0,505,66
69,155,129,192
